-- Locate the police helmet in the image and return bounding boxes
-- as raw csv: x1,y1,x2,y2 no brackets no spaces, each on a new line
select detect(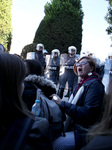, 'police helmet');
68,46,77,54
88,51,95,58
36,43,44,51
108,52,112,57
51,49,60,58
80,50,90,57
43,49,48,54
